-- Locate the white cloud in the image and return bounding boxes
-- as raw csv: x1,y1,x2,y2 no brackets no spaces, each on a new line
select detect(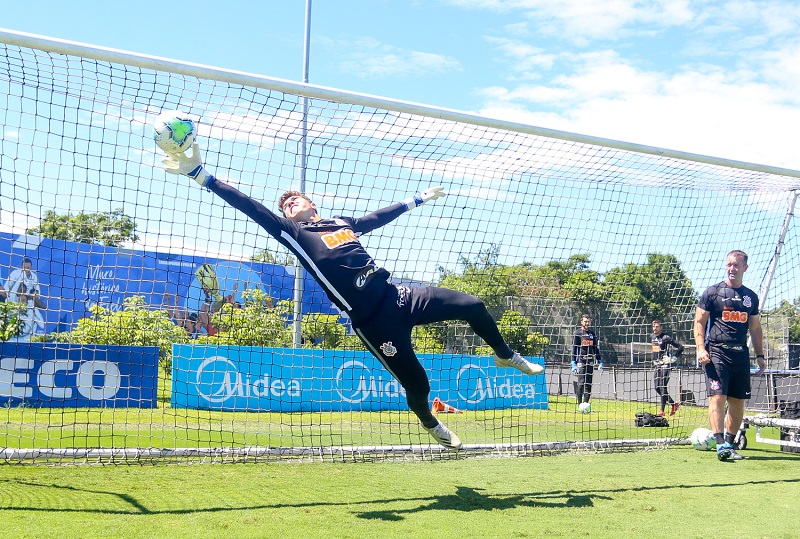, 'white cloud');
324,37,461,79
446,0,696,41
462,1,800,169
